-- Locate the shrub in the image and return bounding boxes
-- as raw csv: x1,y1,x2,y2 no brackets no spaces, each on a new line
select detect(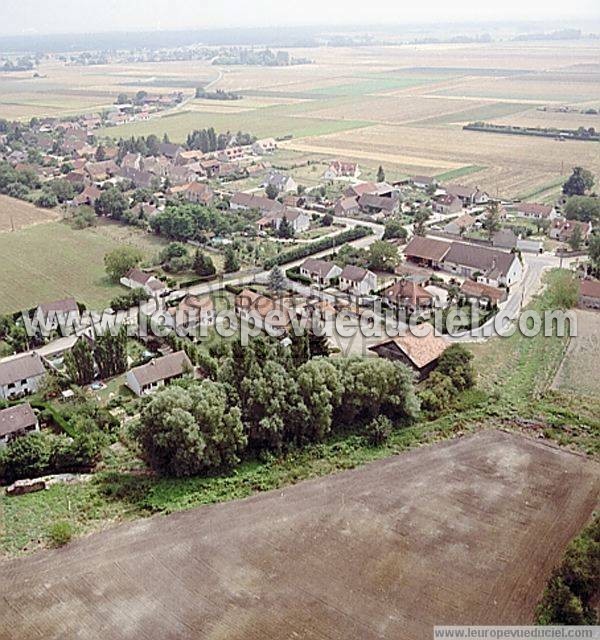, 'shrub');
365,415,393,446
536,513,600,625
436,344,475,391
47,521,73,547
